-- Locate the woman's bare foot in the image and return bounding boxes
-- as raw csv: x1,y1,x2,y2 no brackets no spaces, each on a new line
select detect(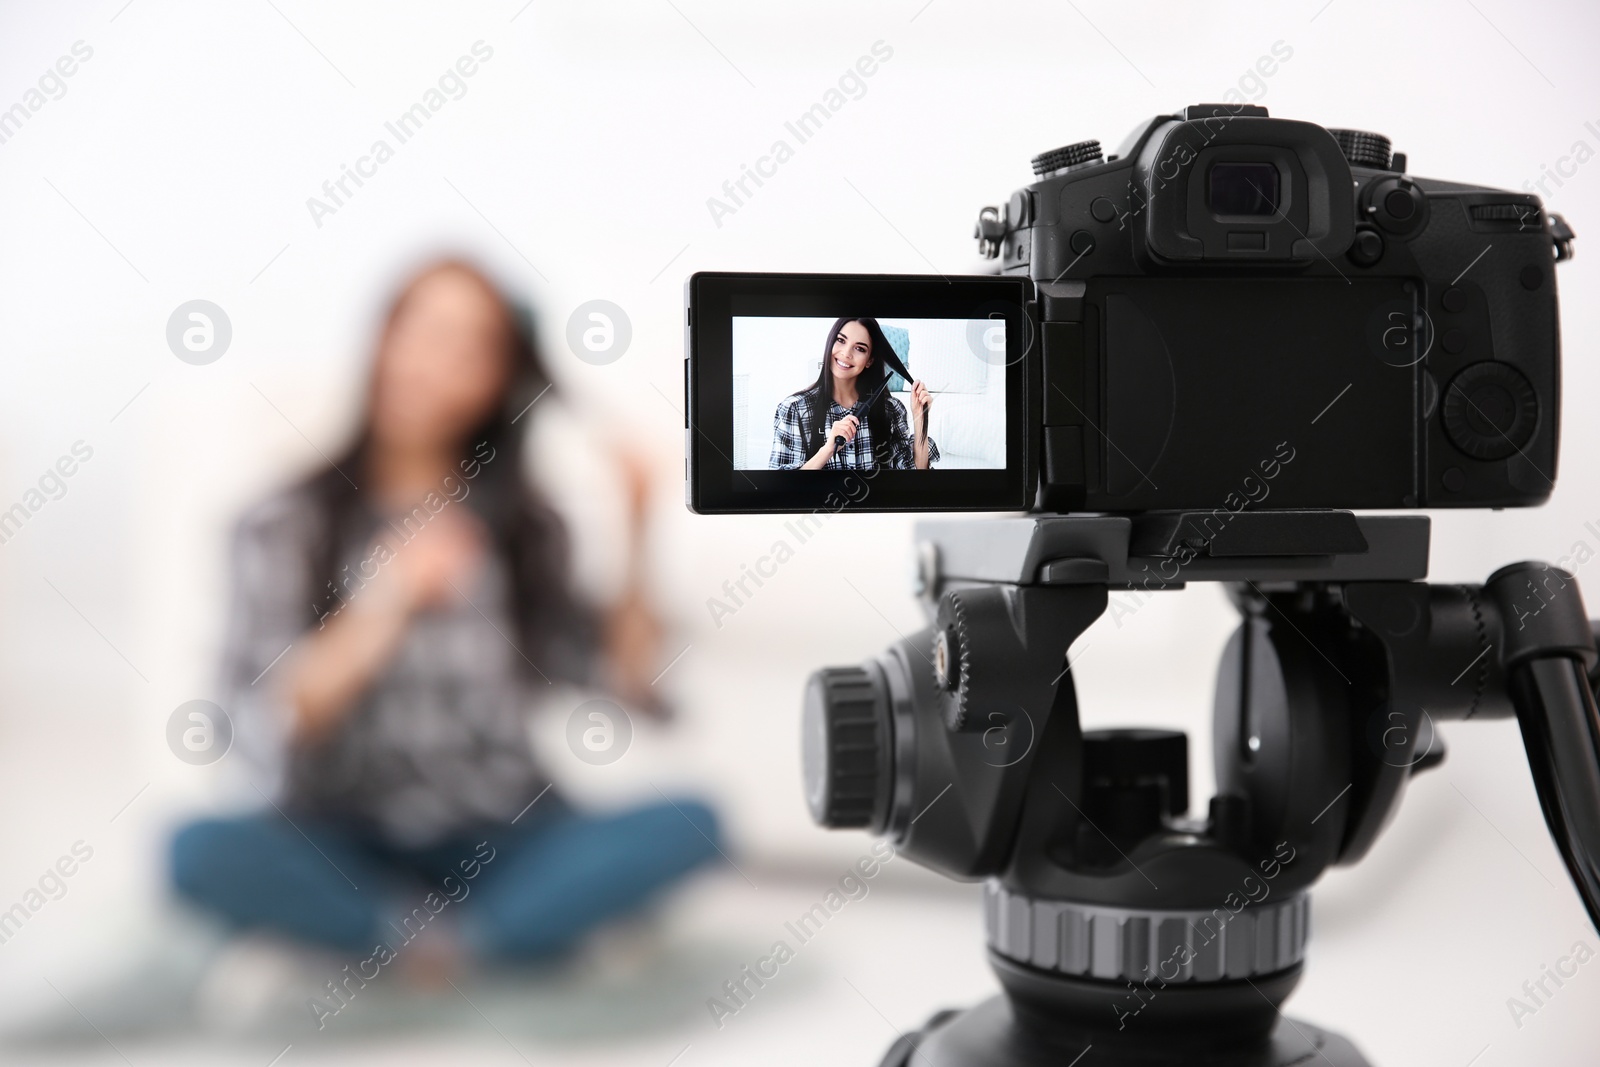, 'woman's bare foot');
395,922,463,991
